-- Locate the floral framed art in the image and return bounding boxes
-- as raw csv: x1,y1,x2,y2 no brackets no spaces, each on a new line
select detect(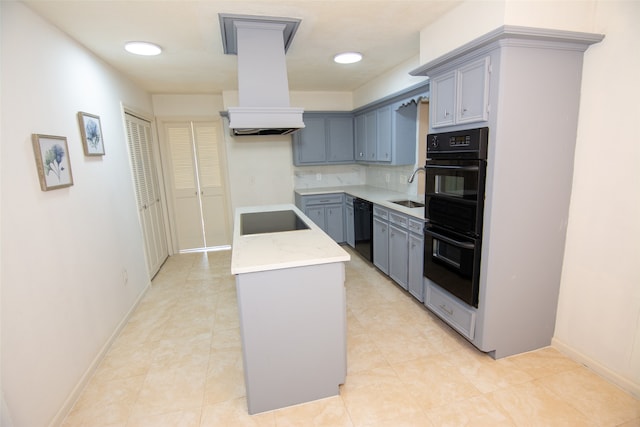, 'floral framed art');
32,134,74,191
77,111,105,156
